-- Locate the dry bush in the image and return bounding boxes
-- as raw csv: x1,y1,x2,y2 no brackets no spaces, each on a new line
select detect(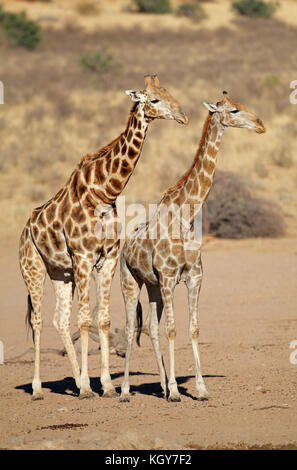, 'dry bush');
232,0,279,19
75,2,100,16
176,3,207,22
134,0,172,14
203,170,285,238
